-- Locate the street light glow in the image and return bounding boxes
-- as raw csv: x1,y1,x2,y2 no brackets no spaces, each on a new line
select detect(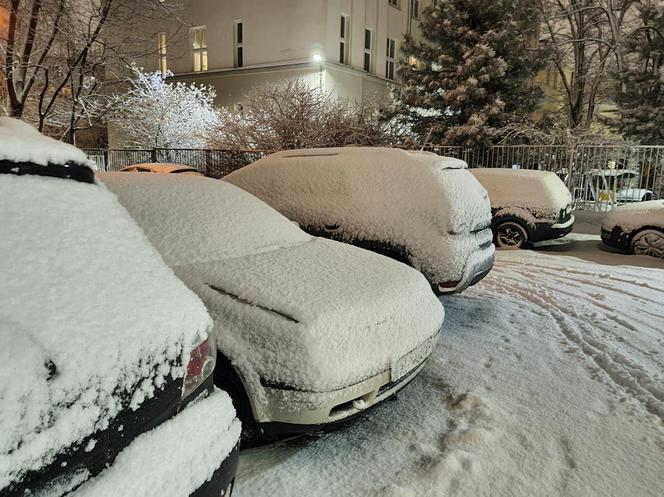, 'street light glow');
312,53,322,63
